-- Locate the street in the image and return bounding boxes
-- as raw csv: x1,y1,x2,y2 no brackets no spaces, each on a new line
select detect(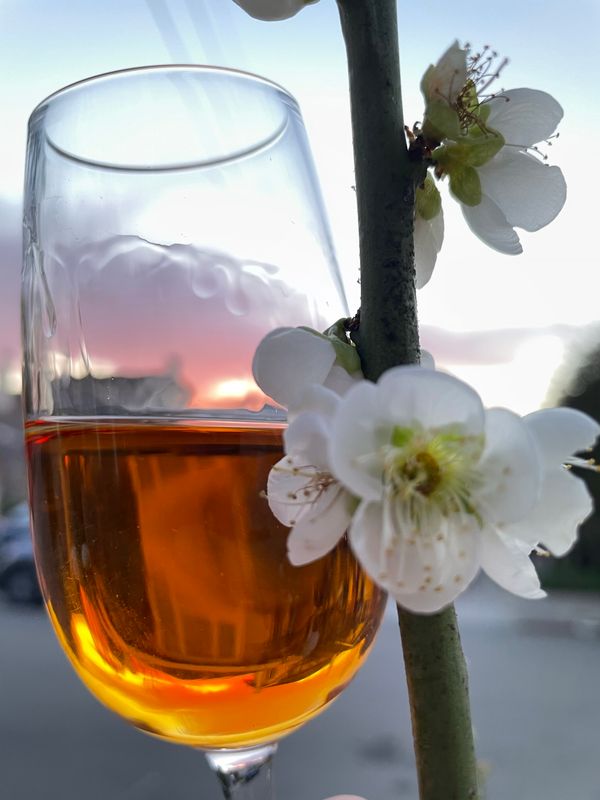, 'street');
1,578,600,799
